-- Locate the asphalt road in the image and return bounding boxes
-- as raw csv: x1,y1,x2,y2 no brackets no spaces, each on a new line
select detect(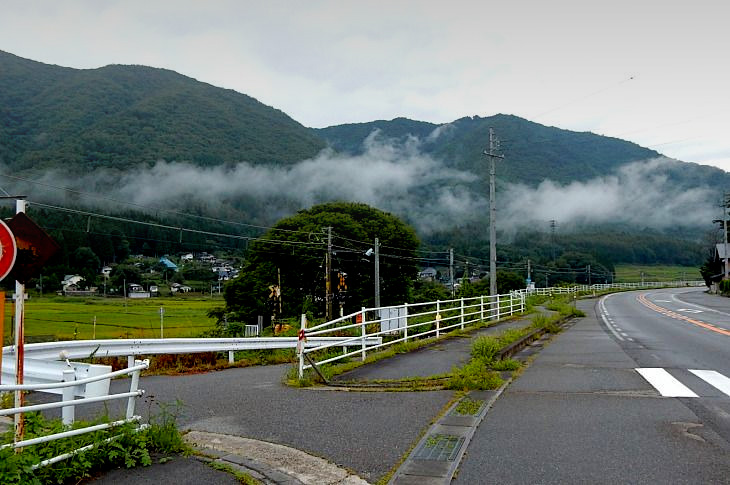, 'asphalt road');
455,289,730,484
71,363,452,483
